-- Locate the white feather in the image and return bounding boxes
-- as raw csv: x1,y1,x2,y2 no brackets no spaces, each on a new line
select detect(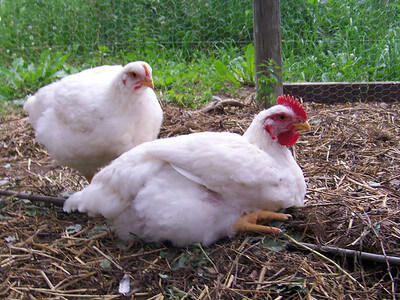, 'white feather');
24,61,163,179
64,105,307,246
